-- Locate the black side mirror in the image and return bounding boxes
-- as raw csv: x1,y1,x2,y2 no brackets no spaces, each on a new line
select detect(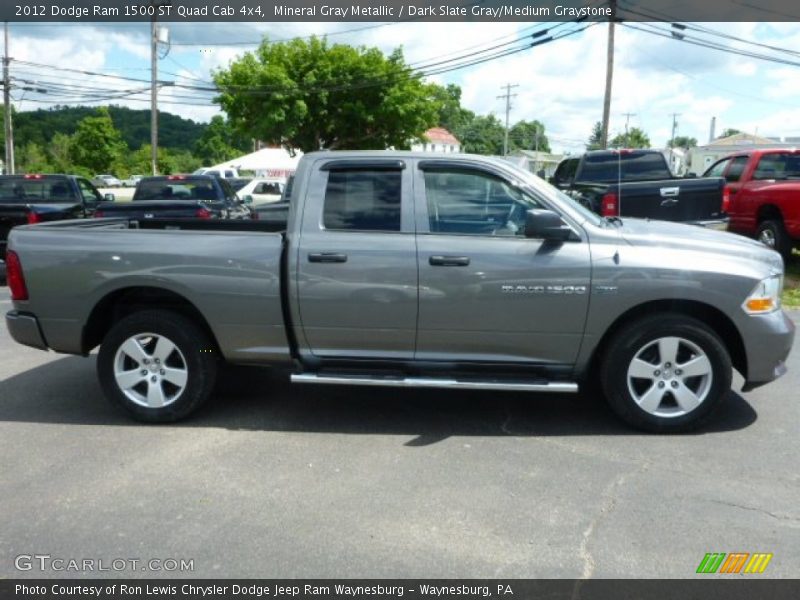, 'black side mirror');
103,193,115,202
525,209,573,241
